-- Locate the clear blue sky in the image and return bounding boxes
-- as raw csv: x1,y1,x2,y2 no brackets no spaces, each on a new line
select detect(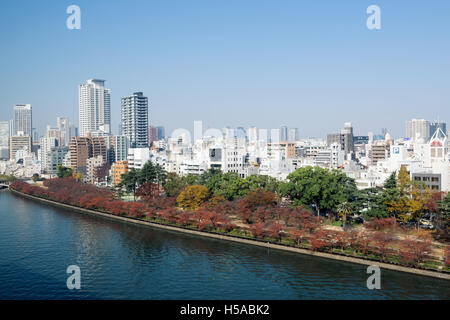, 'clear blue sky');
0,0,449,138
